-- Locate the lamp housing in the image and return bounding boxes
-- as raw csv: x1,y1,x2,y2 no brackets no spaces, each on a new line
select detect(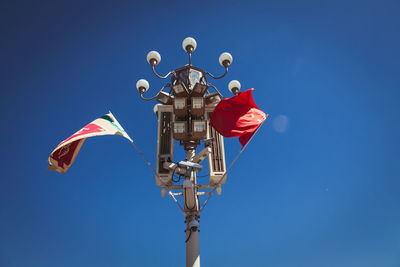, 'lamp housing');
173,97,187,117
192,120,207,139
172,65,206,92
204,93,221,106
191,97,205,116
172,121,188,140
172,82,188,97
192,83,208,97
157,91,174,105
